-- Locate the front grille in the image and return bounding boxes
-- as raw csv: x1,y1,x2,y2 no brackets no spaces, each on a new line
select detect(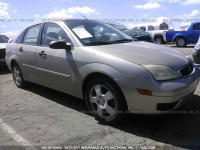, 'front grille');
0,49,6,59
178,63,194,77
